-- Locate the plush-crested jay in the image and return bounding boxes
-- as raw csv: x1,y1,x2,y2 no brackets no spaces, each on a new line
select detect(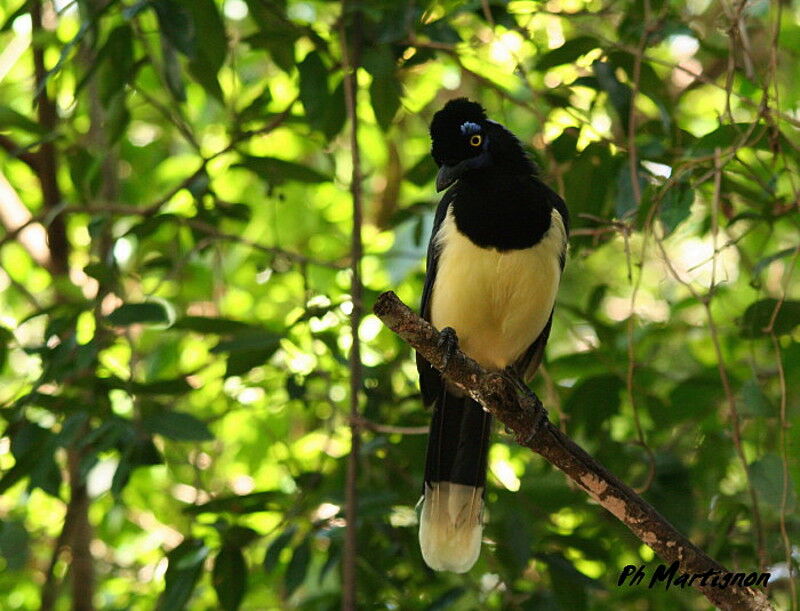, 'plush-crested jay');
416,98,569,572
